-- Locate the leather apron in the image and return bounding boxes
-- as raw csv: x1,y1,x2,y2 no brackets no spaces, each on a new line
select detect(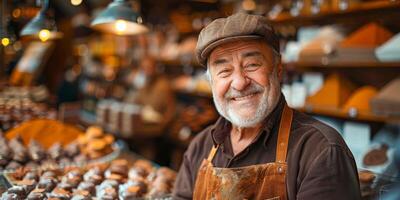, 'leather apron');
193,104,293,200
